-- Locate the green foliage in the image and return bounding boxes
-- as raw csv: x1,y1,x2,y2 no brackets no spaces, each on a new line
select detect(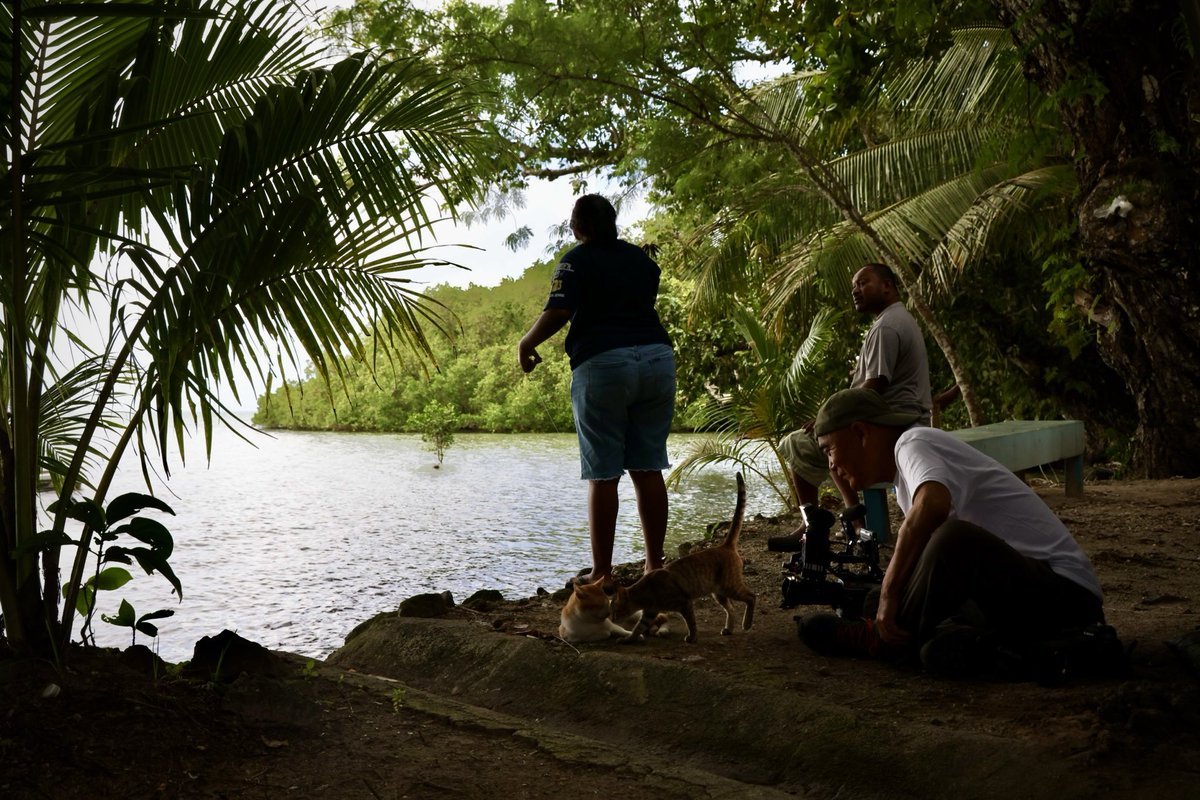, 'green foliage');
669,307,841,509
1,0,488,659
329,0,802,195
412,401,459,463
254,260,577,432
1041,223,1097,359
50,492,179,647
923,235,1134,449
101,599,176,648
795,1,996,115
705,23,1124,434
